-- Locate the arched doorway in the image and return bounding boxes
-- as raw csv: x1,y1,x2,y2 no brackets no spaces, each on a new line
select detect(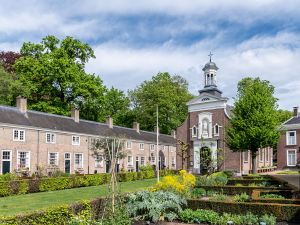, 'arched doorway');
200,146,212,174
159,150,165,170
